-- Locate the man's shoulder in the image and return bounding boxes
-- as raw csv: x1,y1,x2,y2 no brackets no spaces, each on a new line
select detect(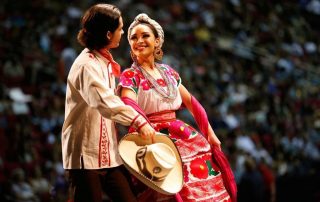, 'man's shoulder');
73,49,99,67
